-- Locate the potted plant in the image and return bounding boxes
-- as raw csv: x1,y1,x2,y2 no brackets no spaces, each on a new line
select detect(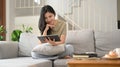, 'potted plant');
22,24,33,33
11,29,22,42
0,25,6,41
11,24,33,42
